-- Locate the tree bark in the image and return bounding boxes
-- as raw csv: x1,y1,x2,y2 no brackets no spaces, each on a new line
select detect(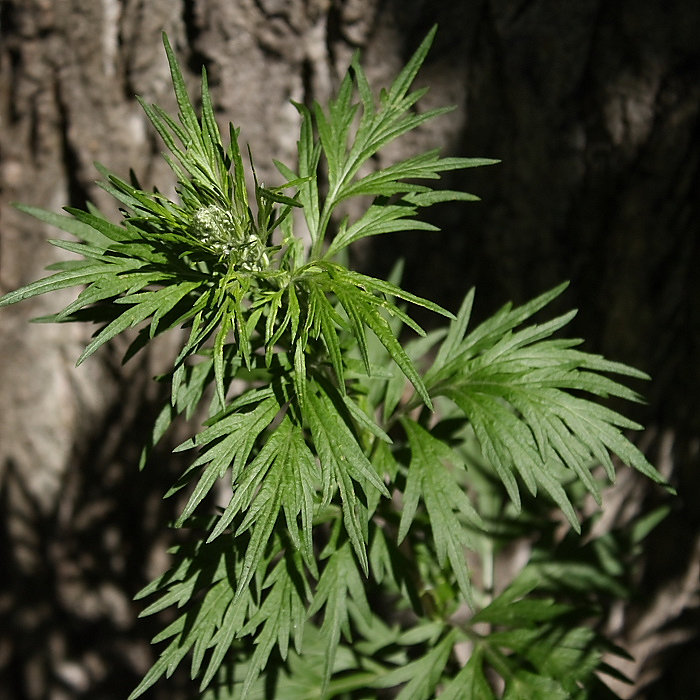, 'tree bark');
1,1,698,697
